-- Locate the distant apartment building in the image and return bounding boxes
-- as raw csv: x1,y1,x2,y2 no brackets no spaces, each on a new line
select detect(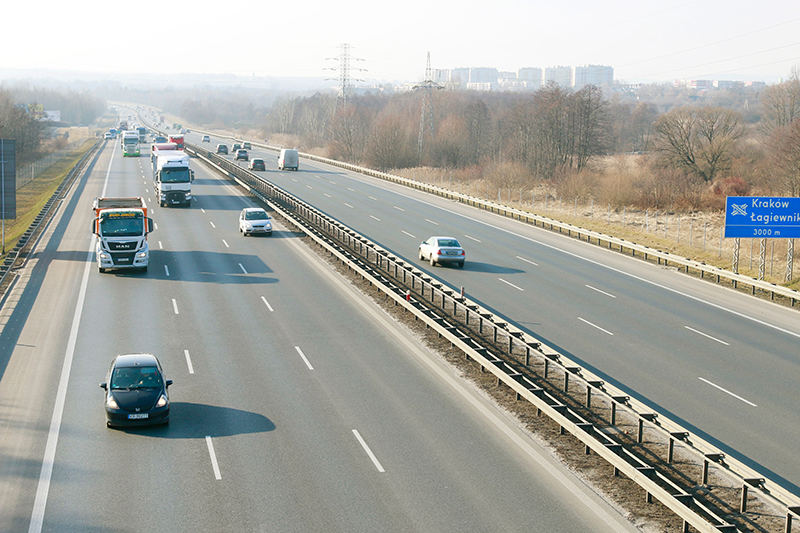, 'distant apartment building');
433,69,450,85
544,66,572,88
573,65,613,88
469,67,499,84
518,67,543,90
450,67,471,89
